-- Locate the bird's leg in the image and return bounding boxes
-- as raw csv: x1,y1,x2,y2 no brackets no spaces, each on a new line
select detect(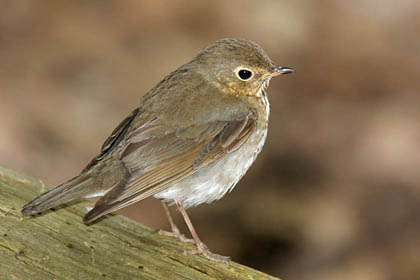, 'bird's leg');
160,201,181,234
158,201,194,243
175,200,230,264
